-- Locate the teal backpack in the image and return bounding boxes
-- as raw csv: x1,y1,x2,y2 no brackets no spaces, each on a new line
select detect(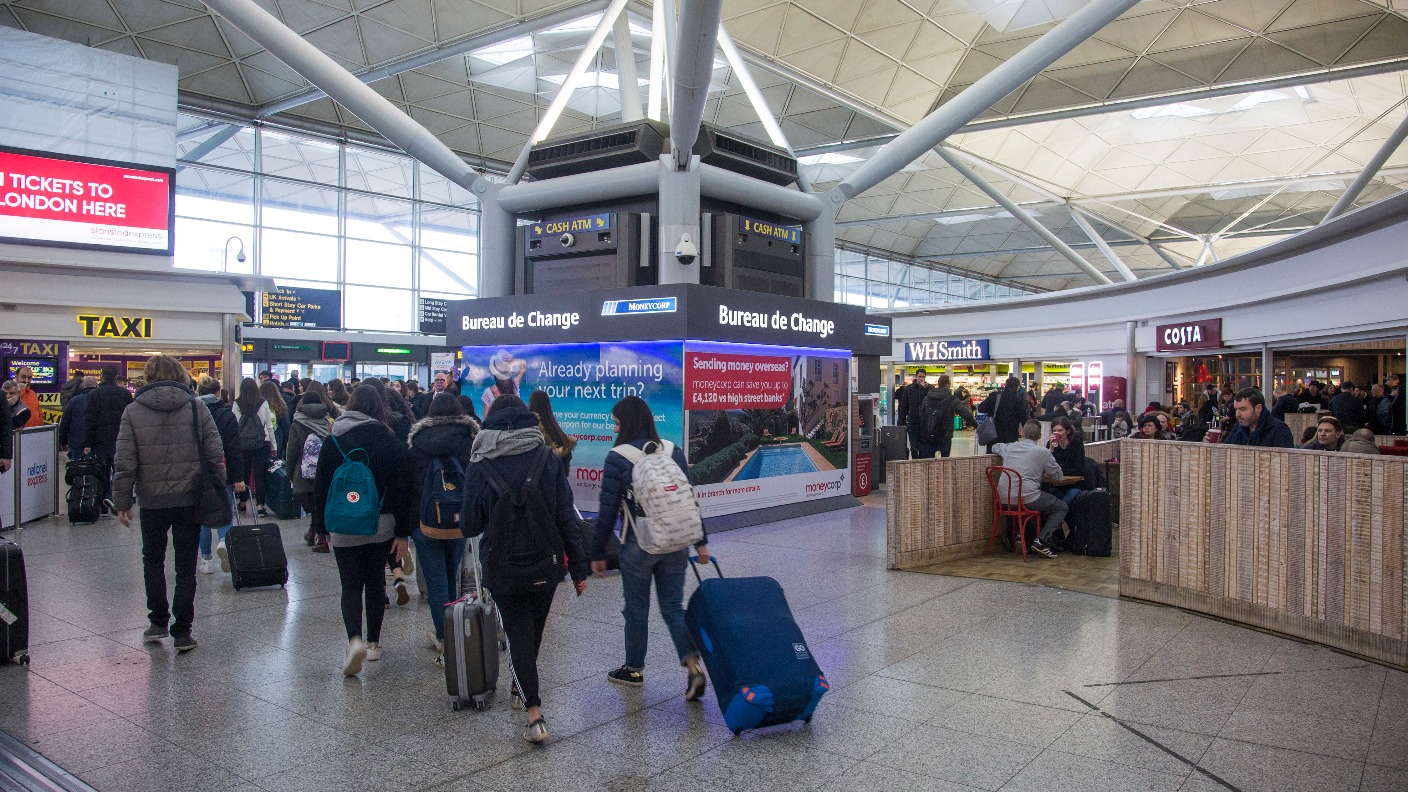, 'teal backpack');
323,434,382,535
